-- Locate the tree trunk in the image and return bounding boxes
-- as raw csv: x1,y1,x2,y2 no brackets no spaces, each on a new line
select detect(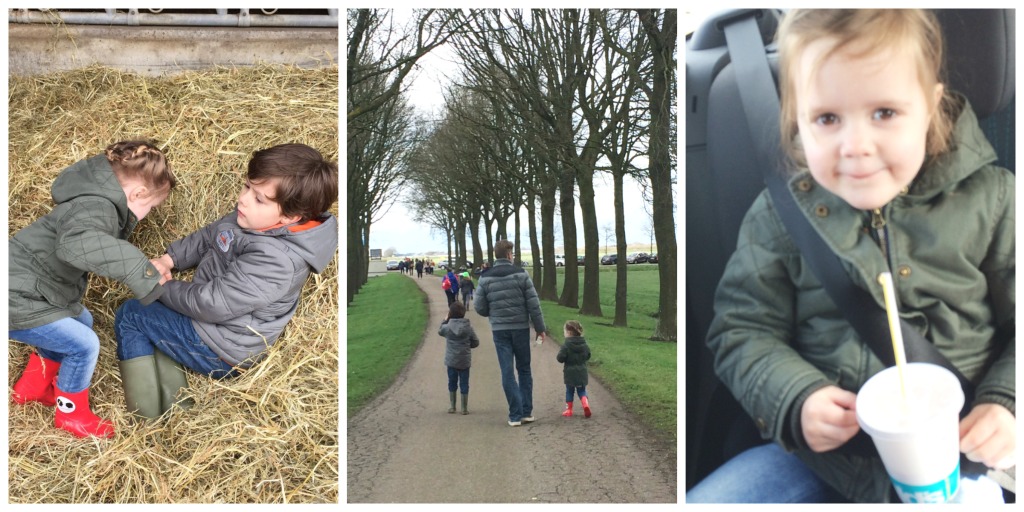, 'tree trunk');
527,192,543,287
576,166,602,317
613,170,628,327
539,184,559,301
557,164,579,308
469,211,483,272
641,9,677,342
